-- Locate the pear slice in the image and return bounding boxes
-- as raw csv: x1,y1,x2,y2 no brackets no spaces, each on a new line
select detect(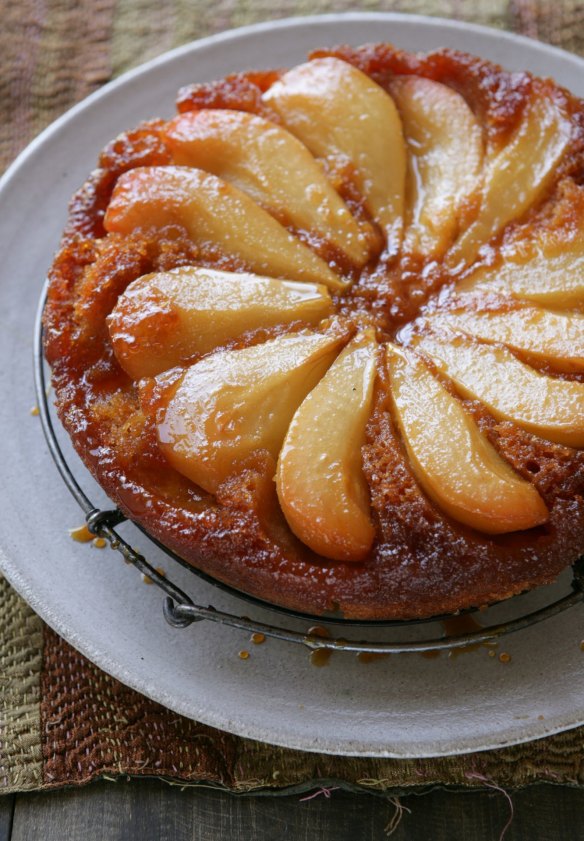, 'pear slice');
108,267,333,379
164,110,375,267
448,92,572,267
414,333,584,447
104,166,345,290
386,344,548,534
152,330,346,493
457,240,584,308
425,303,584,373
276,330,378,562
388,76,483,259
263,57,406,247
